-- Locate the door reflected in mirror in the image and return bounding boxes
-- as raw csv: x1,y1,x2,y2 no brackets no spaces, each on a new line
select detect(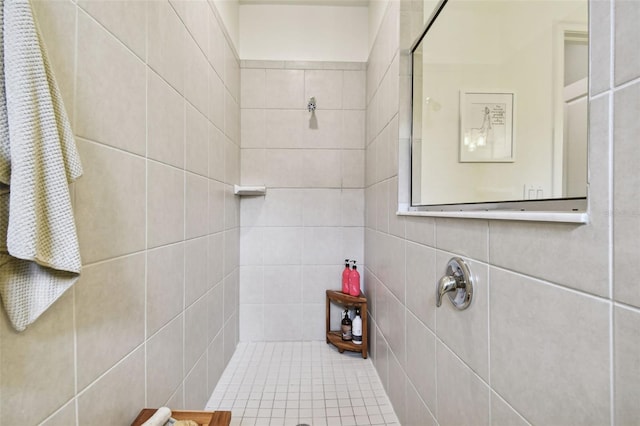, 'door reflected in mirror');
411,0,588,209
